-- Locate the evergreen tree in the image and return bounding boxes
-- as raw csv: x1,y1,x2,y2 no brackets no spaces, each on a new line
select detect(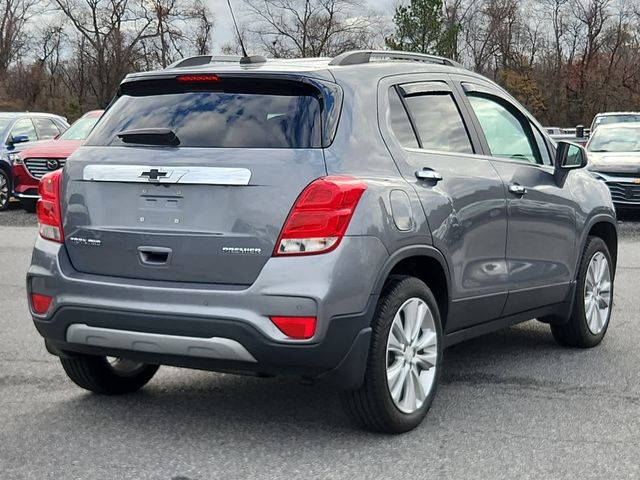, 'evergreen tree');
386,0,459,58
